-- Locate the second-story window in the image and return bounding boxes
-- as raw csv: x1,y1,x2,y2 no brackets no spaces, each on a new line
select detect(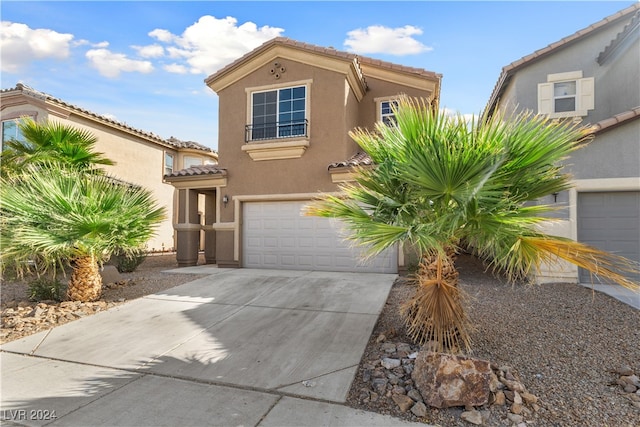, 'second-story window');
1,118,27,152
249,85,306,141
164,152,174,175
380,100,399,126
183,156,202,168
537,71,594,118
